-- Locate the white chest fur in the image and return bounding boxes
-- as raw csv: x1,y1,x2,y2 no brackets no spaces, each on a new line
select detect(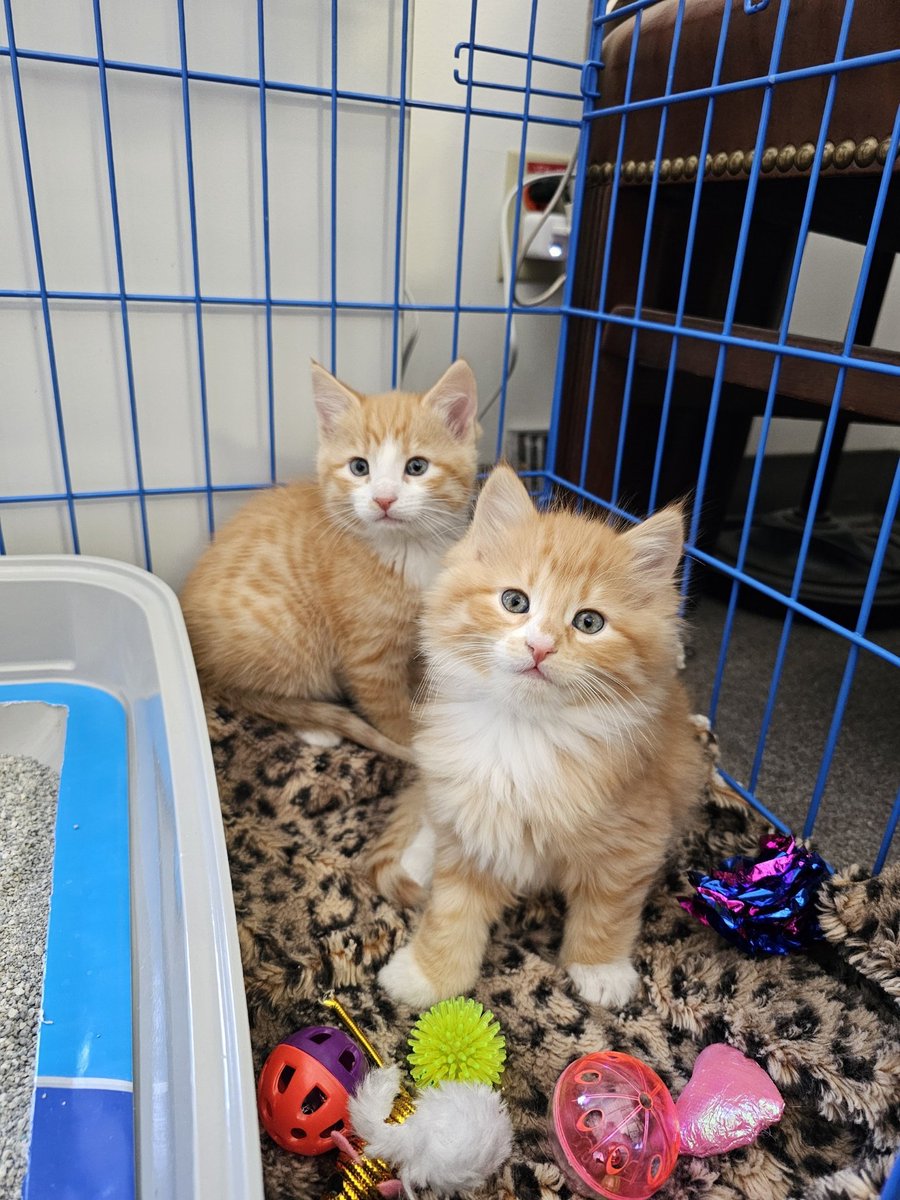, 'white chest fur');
372,537,445,591
419,699,605,892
